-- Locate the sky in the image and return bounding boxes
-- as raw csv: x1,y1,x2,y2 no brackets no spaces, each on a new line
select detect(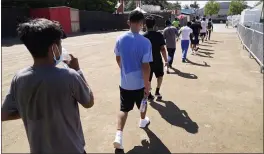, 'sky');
167,1,259,8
